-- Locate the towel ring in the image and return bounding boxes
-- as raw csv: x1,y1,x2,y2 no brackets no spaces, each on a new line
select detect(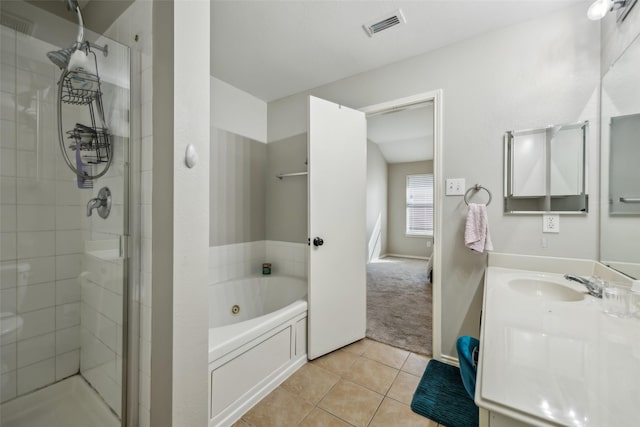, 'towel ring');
464,184,492,206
